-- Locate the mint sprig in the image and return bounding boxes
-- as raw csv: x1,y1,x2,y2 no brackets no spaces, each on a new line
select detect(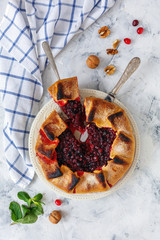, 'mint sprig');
9,192,44,225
